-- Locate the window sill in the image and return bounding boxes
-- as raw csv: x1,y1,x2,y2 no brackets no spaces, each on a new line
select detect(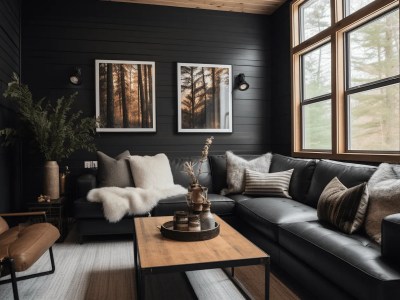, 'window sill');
292,151,400,163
